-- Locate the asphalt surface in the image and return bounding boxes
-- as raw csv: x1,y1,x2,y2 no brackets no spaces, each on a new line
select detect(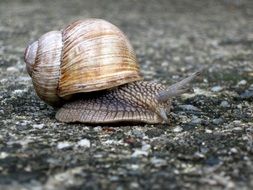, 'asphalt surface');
0,0,253,189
